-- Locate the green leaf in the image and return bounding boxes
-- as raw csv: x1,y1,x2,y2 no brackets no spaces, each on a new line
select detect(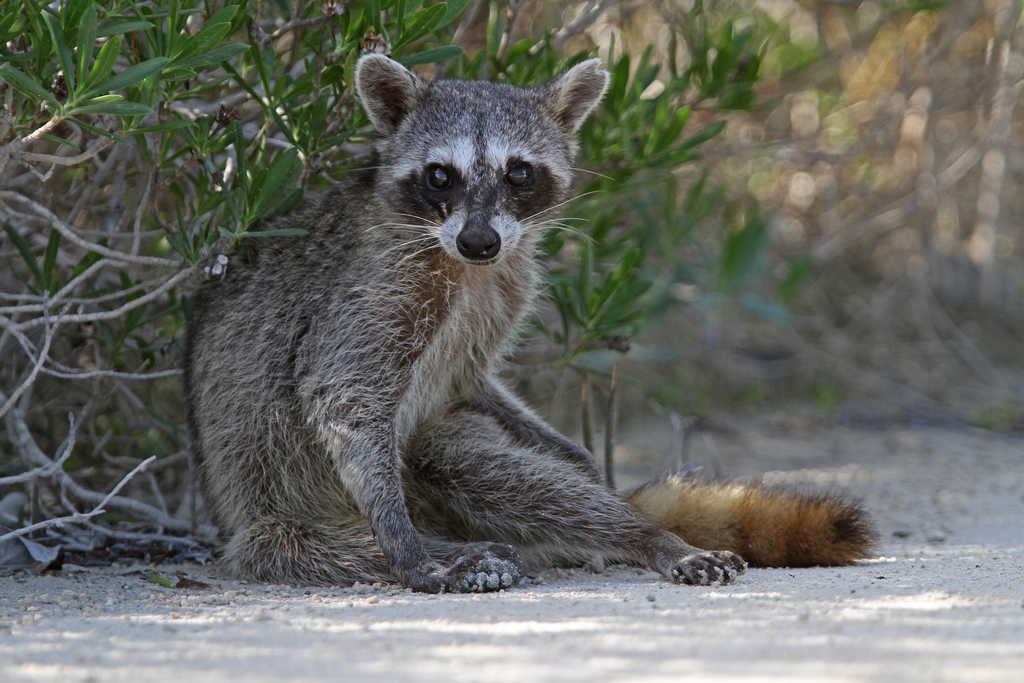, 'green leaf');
607,54,630,115
400,44,463,66
578,239,593,315
3,223,45,290
81,93,123,104
61,0,93,39
590,248,641,317
343,49,357,97
365,0,382,32
0,65,61,108
439,0,472,30
719,89,755,110
124,291,147,331
171,22,231,63
81,36,119,93
69,101,153,116
173,43,249,71
504,38,533,65
44,12,76,92
675,120,726,152
39,134,81,151
205,4,240,27
273,188,304,217
67,116,131,144
270,107,296,146
146,570,178,588
780,256,813,305
95,21,155,37
166,0,183,57
244,227,309,238
314,130,355,155
653,105,690,153
248,167,269,207
75,5,96,90
394,3,446,50
21,0,51,75
230,122,249,194
202,155,242,231
84,56,169,97
159,68,198,83
70,249,102,281
0,50,39,64
131,118,195,133
42,229,62,292
0,11,31,44
252,147,300,220
718,215,768,294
